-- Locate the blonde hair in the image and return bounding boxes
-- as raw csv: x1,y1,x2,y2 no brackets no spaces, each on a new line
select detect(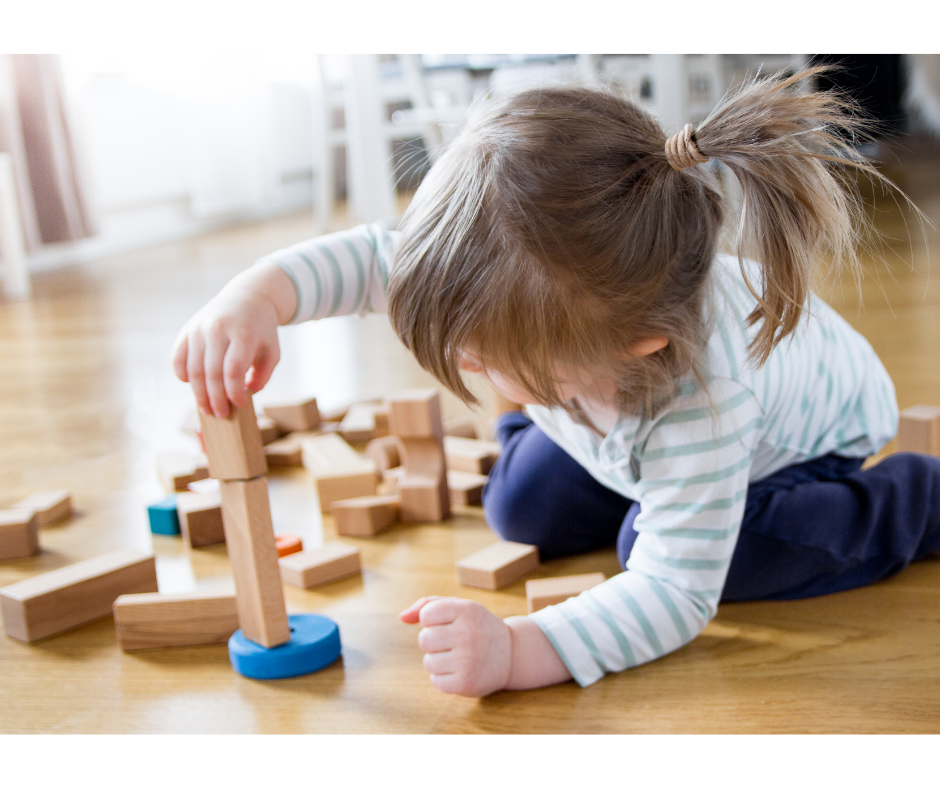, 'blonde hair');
388,67,895,414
